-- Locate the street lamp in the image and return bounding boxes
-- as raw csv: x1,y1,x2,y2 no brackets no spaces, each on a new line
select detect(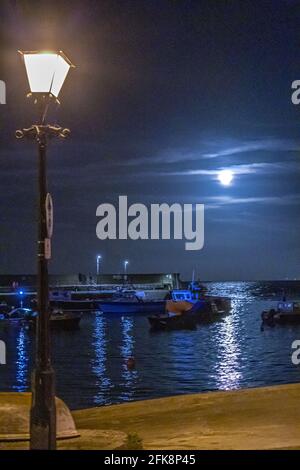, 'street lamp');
96,255,102,276
124,260,129,279
16,50,75,450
